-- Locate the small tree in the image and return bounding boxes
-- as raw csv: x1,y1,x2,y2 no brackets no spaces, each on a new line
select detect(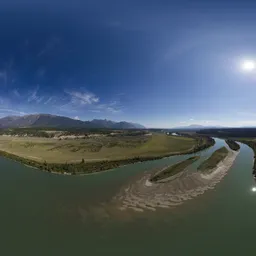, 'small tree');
81,158,85,164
